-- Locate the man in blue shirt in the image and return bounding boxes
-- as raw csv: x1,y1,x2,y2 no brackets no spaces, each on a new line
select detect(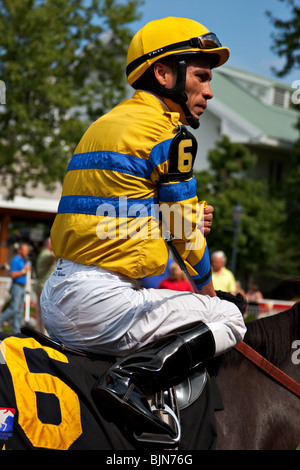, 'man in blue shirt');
0,243,30,333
